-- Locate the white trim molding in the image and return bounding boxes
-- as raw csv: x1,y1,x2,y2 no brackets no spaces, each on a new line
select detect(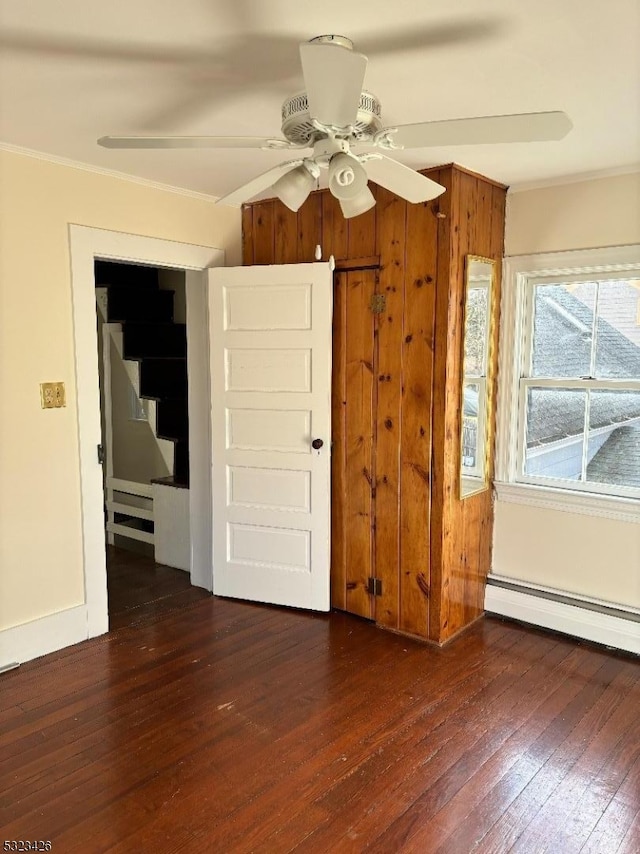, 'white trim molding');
0,606,89,666
69,225,224,638
485,576,640,655
495,482,640,523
